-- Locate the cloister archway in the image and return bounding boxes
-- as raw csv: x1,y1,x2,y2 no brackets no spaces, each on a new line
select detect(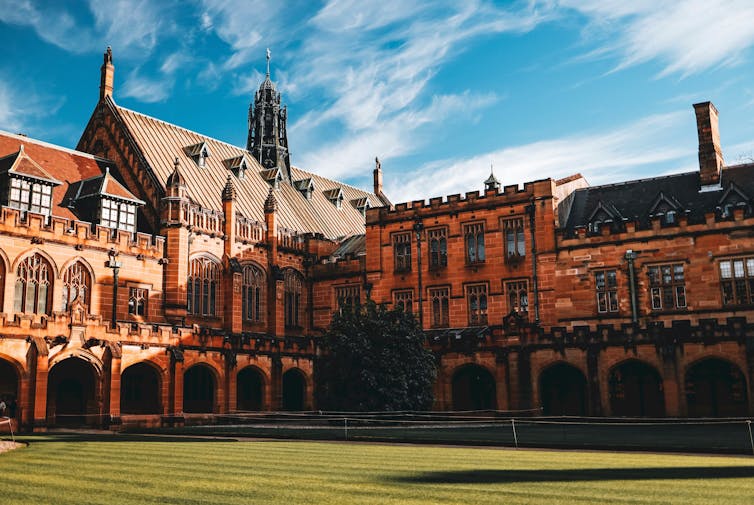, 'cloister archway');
609,360,665,417
183,364,216,414
47,357,98,426
451,364,497,411
282,369,306,411
121,362,161,414
539,362,588,416
237,366,265,412
686,358,748,417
